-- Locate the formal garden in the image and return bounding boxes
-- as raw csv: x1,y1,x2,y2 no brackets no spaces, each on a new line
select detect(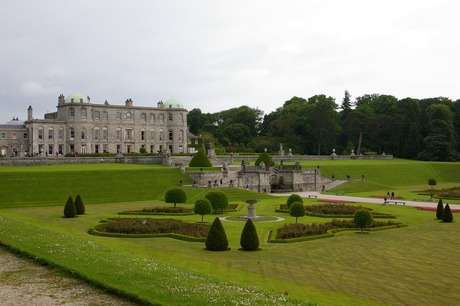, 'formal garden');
1,160,460,305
